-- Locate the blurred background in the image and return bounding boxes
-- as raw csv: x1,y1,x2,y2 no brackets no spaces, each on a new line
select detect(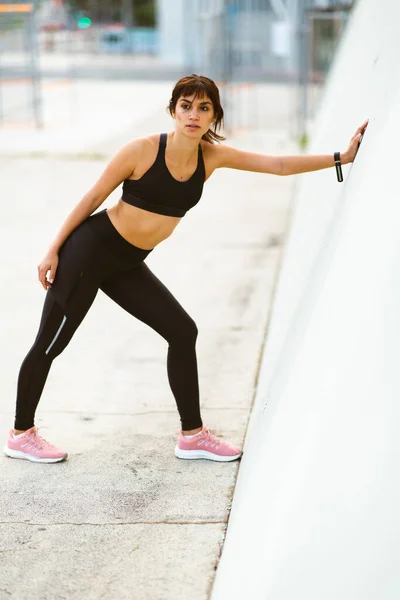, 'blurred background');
0,0,354,141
